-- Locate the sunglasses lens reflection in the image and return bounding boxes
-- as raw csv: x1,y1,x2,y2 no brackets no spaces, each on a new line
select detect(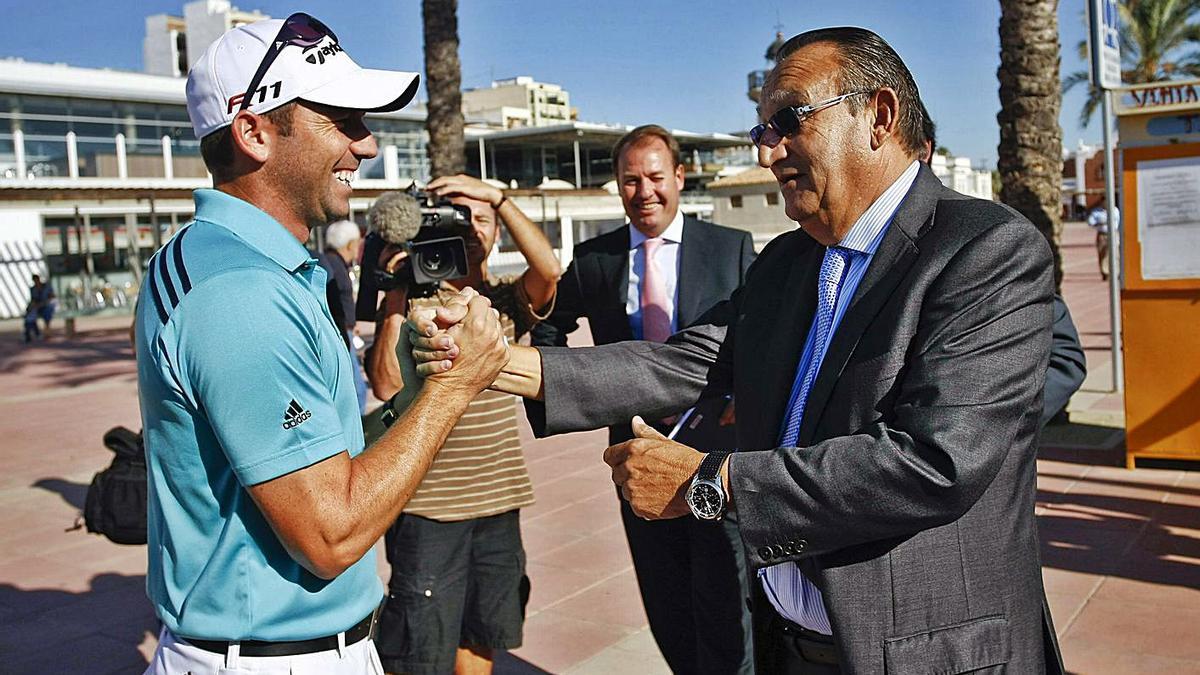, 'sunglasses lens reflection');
772,109,799,137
